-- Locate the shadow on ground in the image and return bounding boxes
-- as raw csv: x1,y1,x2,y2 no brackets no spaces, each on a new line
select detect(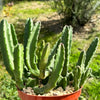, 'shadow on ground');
13,18,64,43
